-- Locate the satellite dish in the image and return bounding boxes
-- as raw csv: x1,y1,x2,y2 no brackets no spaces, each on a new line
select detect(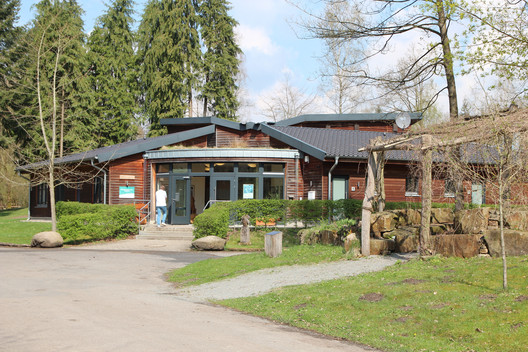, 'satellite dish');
395,112,411,130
